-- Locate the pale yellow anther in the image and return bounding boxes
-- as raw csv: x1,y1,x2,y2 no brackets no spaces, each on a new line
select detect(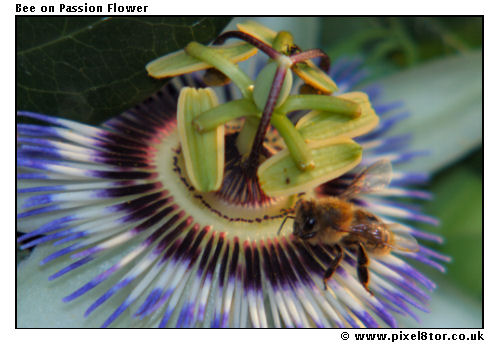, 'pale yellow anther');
178,87,224,192
258,138,363,197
